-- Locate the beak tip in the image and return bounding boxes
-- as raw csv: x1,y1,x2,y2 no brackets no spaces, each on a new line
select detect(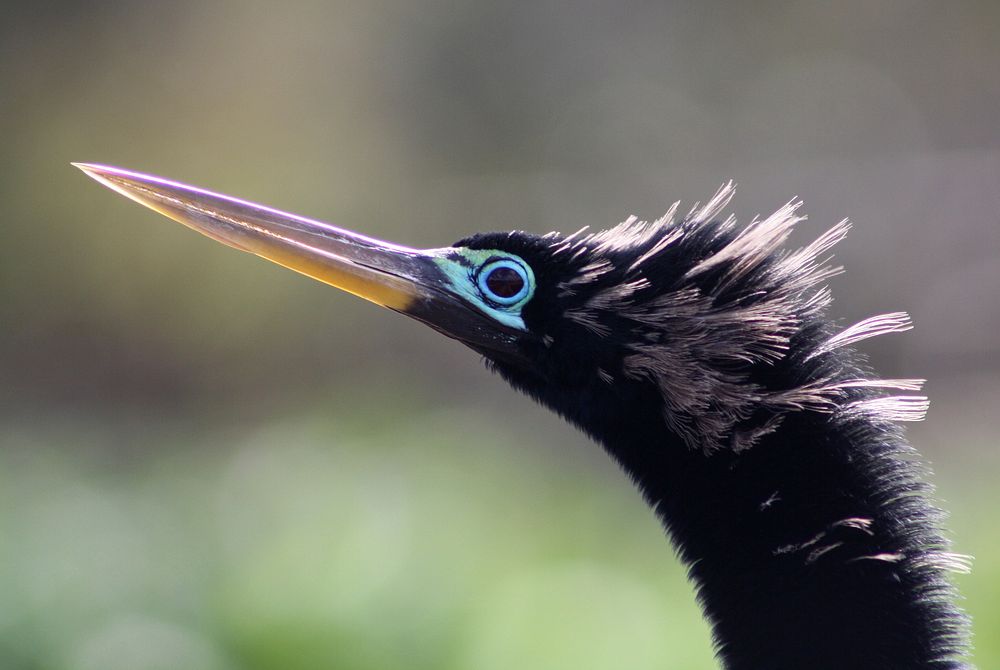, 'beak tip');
72,162,106,180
